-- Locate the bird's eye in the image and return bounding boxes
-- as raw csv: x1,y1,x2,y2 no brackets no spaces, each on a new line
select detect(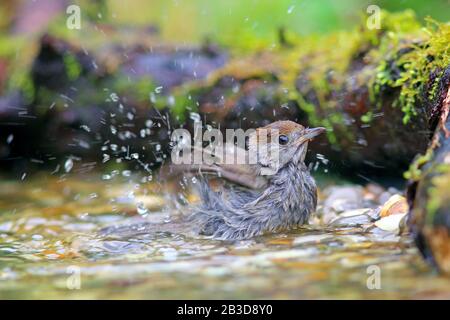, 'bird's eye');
279,135,289,145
